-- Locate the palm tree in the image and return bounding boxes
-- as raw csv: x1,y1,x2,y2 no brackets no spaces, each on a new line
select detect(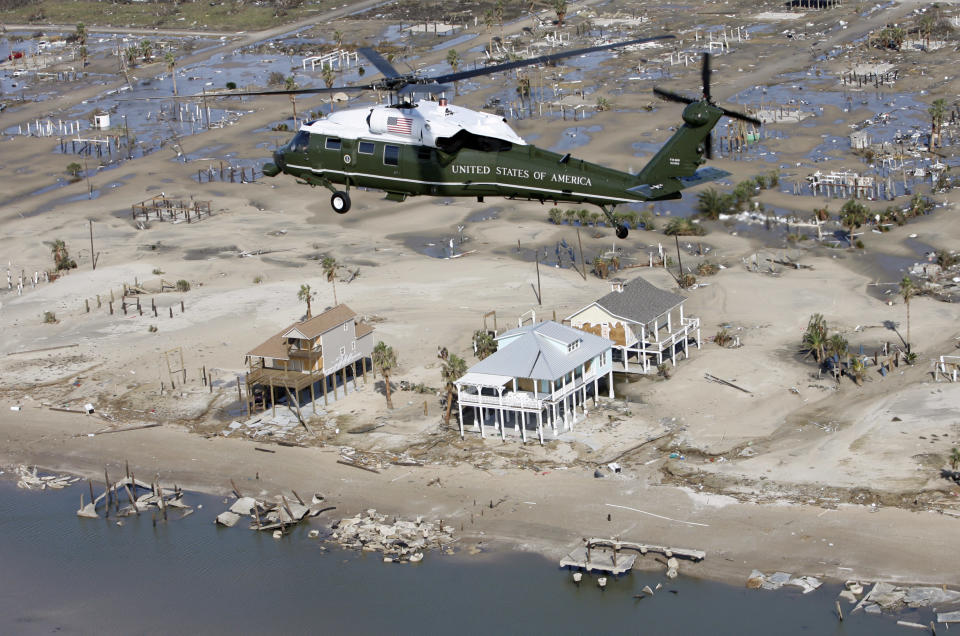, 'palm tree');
372,341,397,409
79,45,88,68
441,353,467,426
140,40,152,62
929,98,947,150
826,333,849,369
333,30,343,48
850,357,866,386
900,276,917,352
75,22,86,46
950,447,960,471
839,199,868,248
126,47,137,68
297,283,315,318
445,49,461,96
696,187,728,220
472,330,496,359
553,0,568,27
801,316,827,363
165,52,177,96
321,256,338,305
